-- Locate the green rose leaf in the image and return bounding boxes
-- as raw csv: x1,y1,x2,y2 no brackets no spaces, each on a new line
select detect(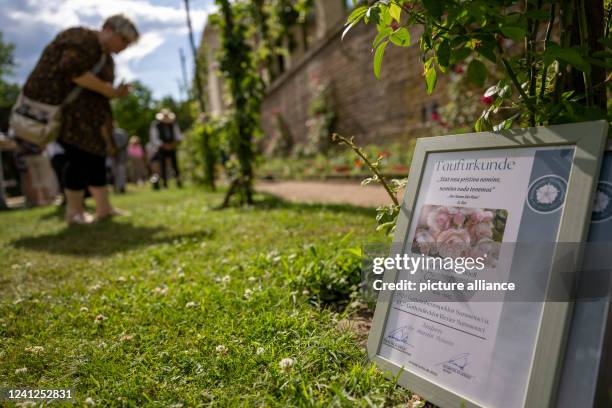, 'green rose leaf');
425,66,437,94
422,0,443,18
390,27,411,47
544,44,591,73
374,40,389,79
389,2,402,22
467,59,487,87
436,40,450,68
499,26,527,41
347,5,368,23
